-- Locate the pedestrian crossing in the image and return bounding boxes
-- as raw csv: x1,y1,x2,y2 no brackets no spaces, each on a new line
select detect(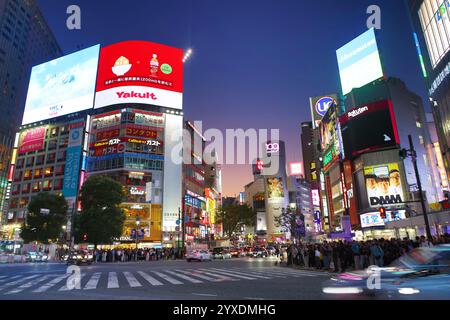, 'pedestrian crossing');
0,267,329,295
